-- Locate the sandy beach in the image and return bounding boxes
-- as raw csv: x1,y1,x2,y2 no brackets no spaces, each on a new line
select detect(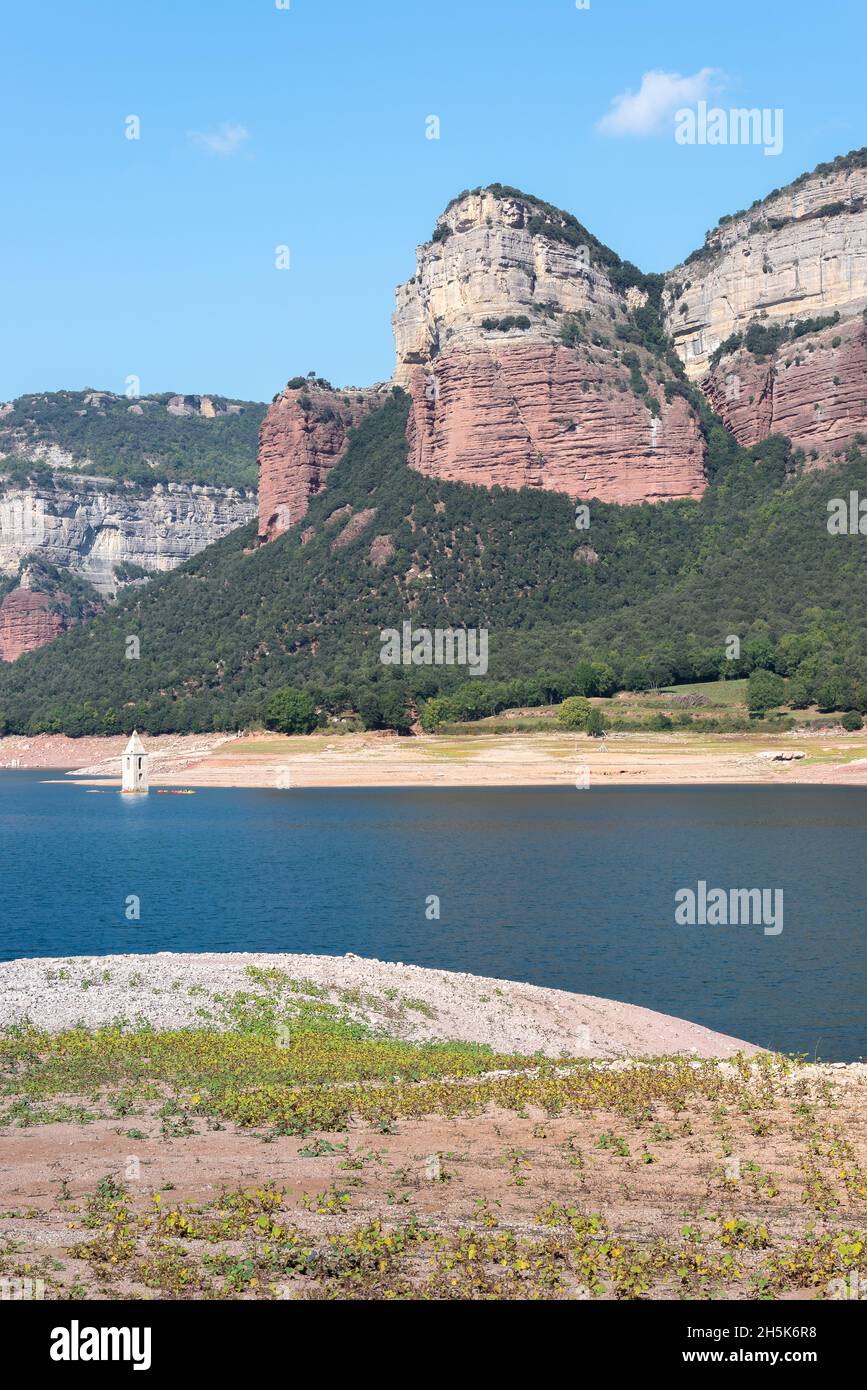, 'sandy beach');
4,727,867,788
